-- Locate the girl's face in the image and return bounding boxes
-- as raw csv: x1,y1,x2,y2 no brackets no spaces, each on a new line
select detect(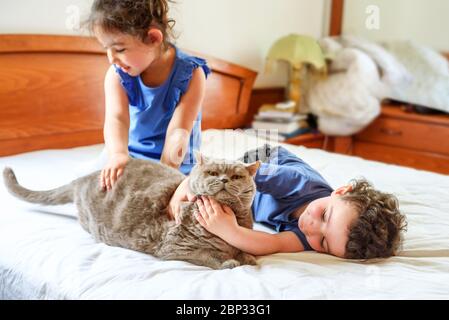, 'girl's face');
95,28,162,77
